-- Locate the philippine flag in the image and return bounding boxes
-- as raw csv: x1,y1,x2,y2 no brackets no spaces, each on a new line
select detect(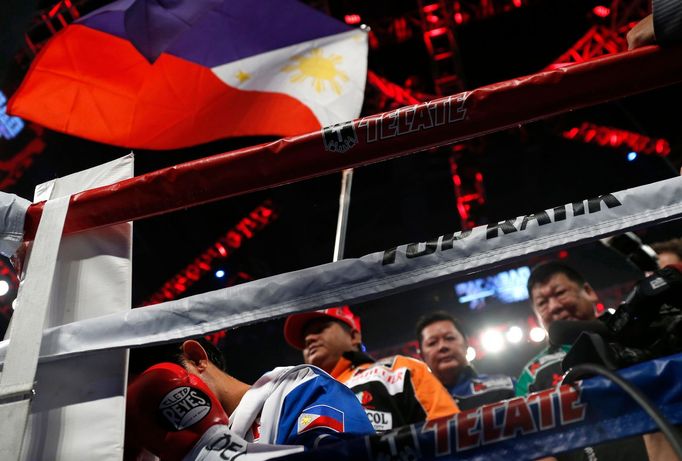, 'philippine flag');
297,404,345,434
8,0,368,150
